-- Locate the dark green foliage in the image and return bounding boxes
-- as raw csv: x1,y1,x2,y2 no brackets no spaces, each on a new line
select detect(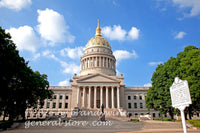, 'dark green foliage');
0,27,53,121
128,119,139,122
145,45,200,120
